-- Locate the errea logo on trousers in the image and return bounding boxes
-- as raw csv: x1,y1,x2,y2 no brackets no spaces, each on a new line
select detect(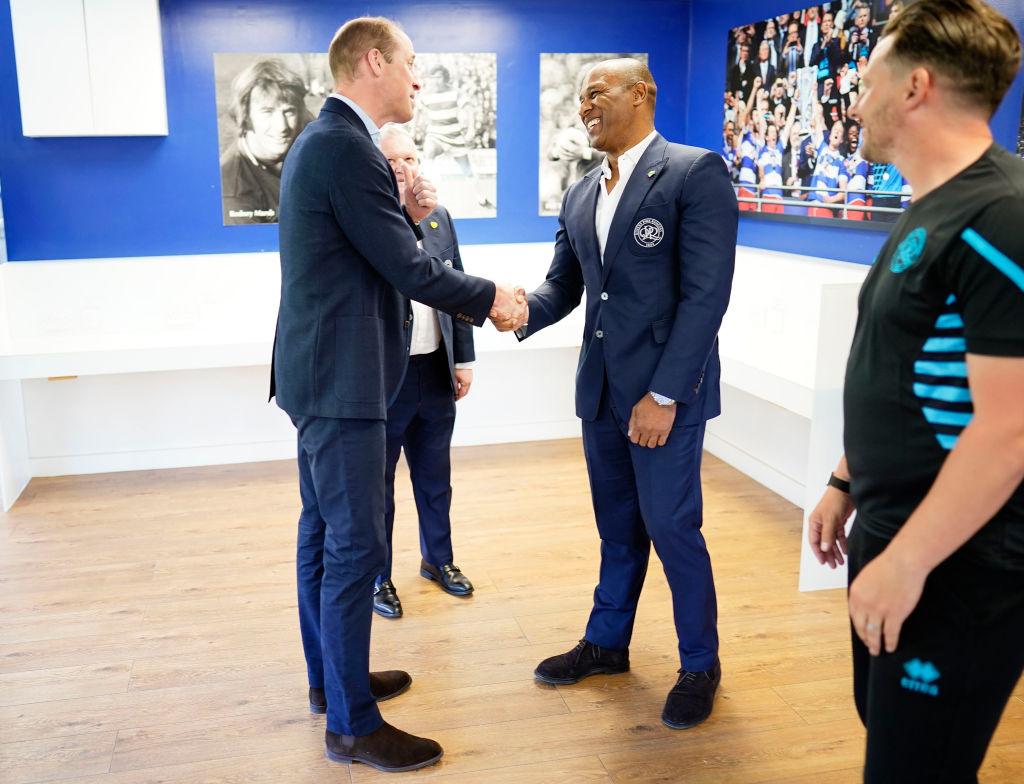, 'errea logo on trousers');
901,658,941,697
